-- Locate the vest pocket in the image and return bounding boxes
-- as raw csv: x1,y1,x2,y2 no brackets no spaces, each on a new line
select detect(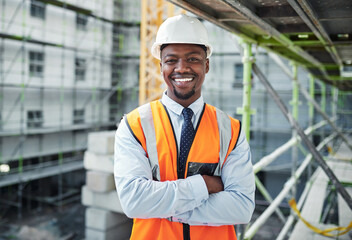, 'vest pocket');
186,162,218,177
